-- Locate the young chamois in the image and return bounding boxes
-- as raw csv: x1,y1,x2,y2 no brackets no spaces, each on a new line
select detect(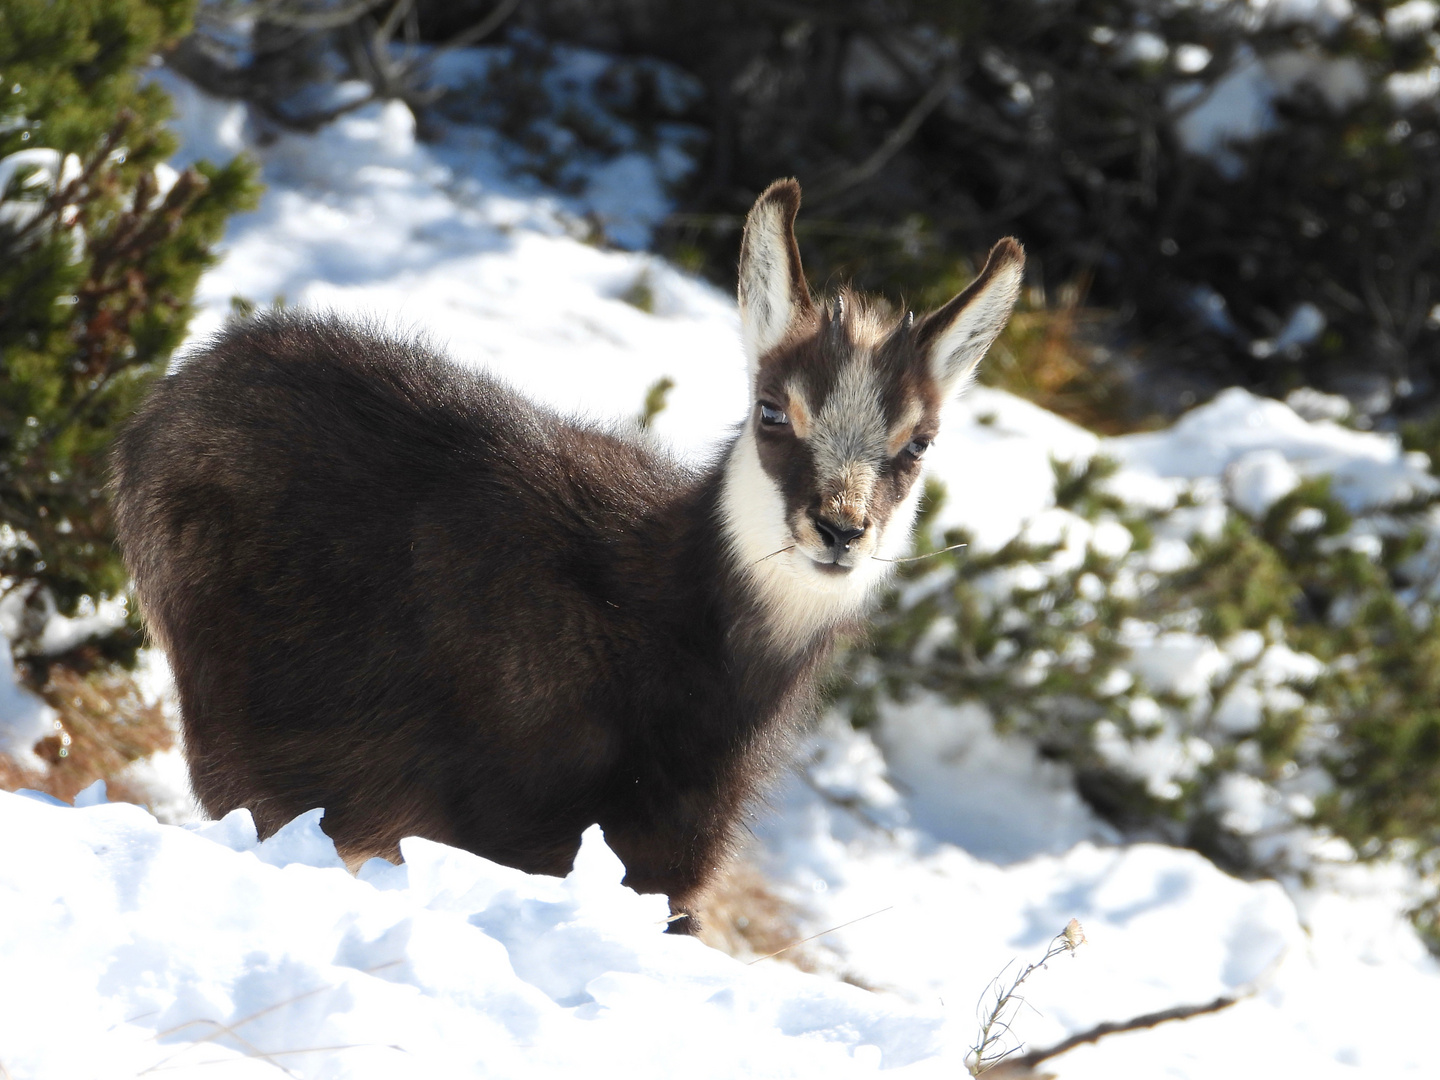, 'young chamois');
111,180,1023,929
